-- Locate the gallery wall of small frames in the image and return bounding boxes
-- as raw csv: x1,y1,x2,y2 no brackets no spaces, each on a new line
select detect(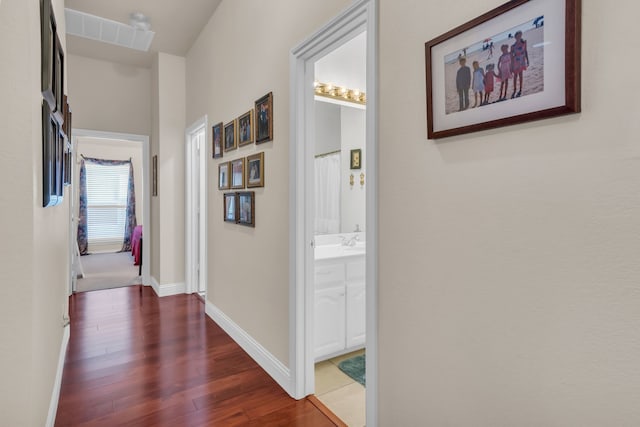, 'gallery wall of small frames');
214,92,273,227
41,0,72,208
